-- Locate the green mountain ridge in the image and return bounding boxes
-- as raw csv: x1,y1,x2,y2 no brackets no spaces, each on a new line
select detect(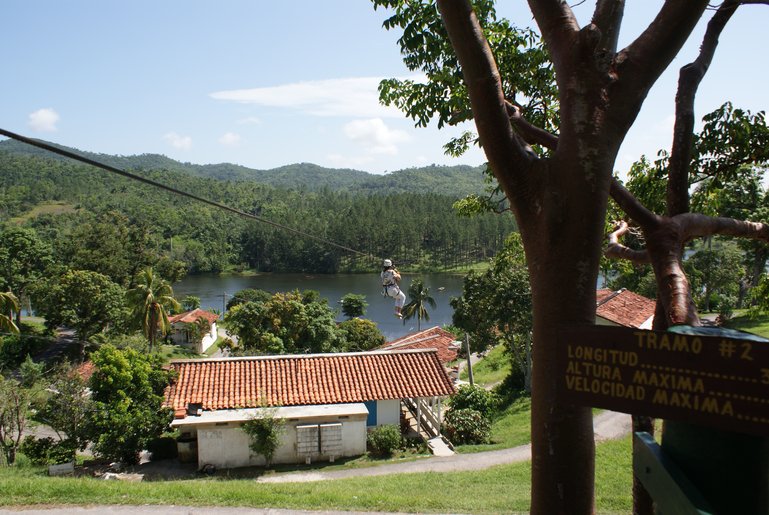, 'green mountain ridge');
0,138,487,197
